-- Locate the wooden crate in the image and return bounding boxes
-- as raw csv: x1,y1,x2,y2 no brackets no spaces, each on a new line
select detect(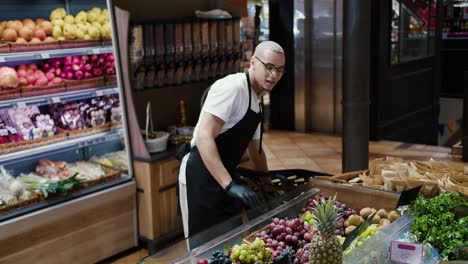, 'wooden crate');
452,141,462,156
308,179,401,211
